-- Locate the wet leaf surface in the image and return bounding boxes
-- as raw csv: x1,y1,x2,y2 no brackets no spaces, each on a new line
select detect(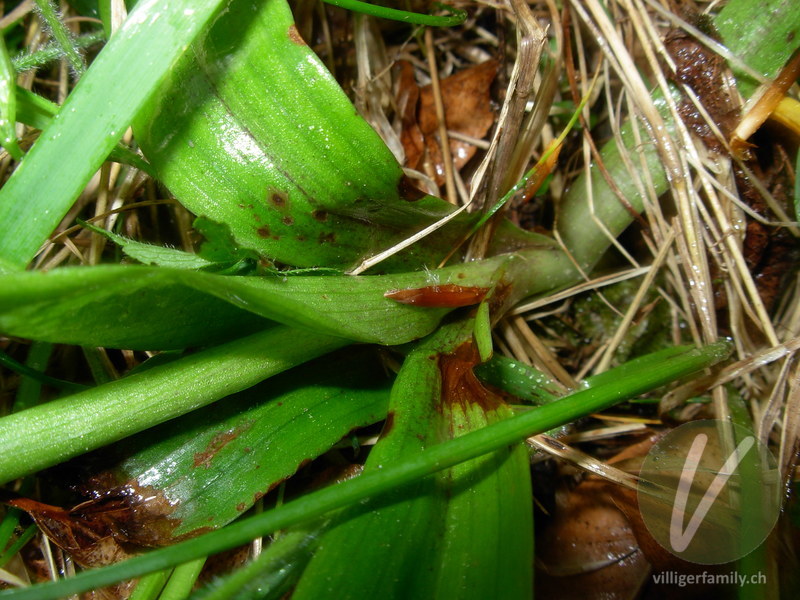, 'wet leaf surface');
135,0,476,272
52,349,391,544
